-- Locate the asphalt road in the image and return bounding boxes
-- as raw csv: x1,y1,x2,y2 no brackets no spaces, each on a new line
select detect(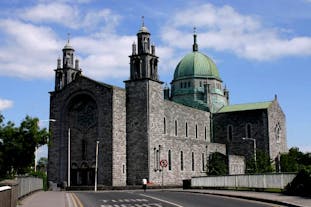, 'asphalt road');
73,190,281,207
